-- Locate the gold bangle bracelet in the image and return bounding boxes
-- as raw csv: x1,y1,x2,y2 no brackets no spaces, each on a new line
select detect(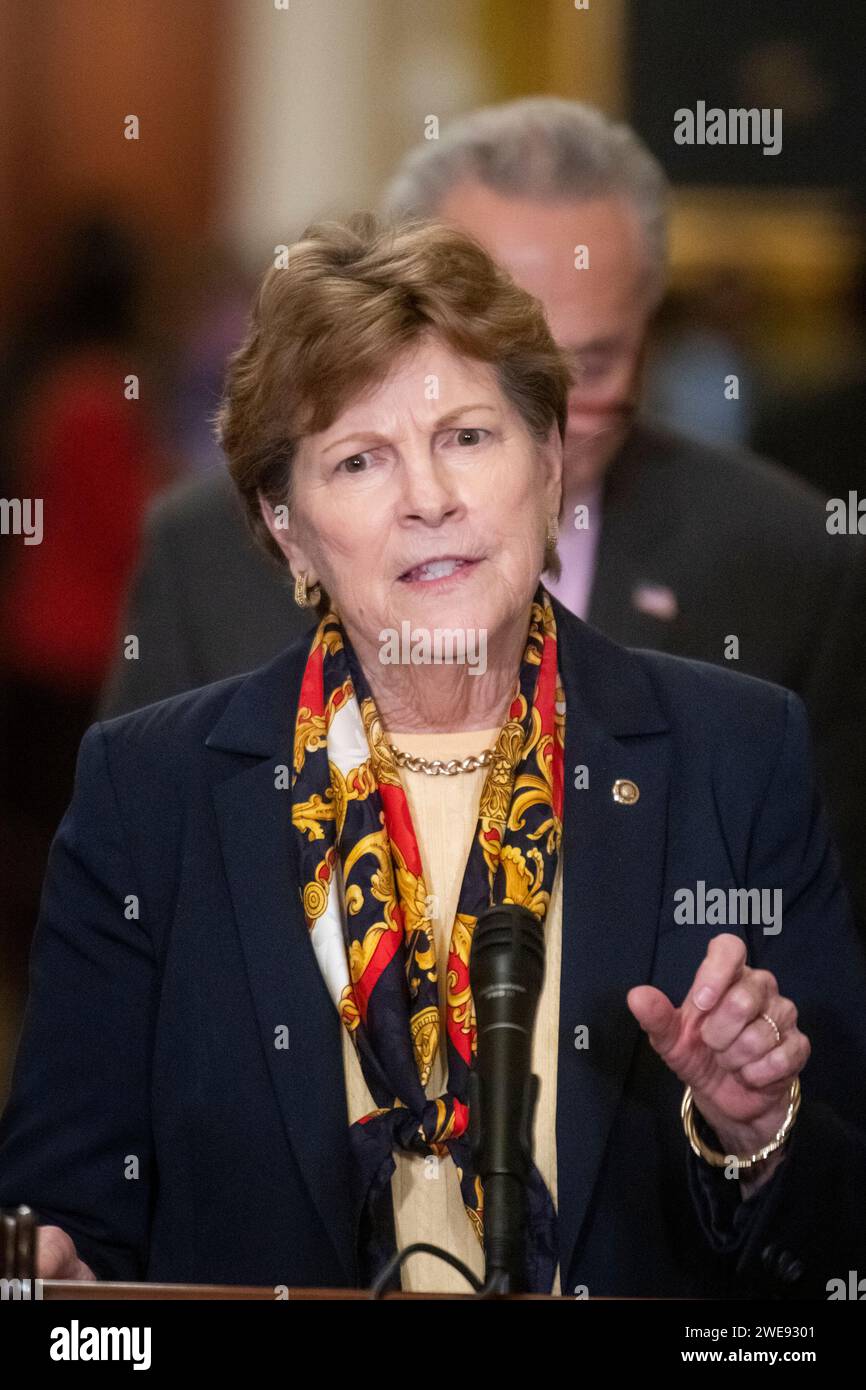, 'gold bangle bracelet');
681,1077,801,1170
